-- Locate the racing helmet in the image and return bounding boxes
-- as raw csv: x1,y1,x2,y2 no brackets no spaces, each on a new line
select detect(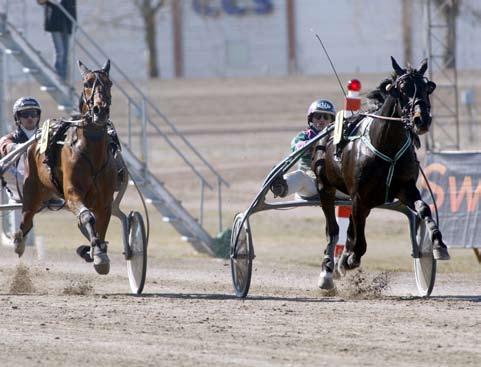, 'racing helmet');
306,99,336,124
13,96,42,124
